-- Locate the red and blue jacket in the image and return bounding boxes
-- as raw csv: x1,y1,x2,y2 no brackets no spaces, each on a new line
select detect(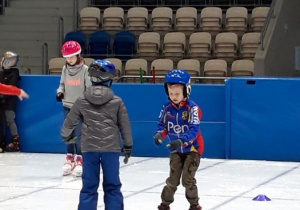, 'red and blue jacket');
155,99,204,155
